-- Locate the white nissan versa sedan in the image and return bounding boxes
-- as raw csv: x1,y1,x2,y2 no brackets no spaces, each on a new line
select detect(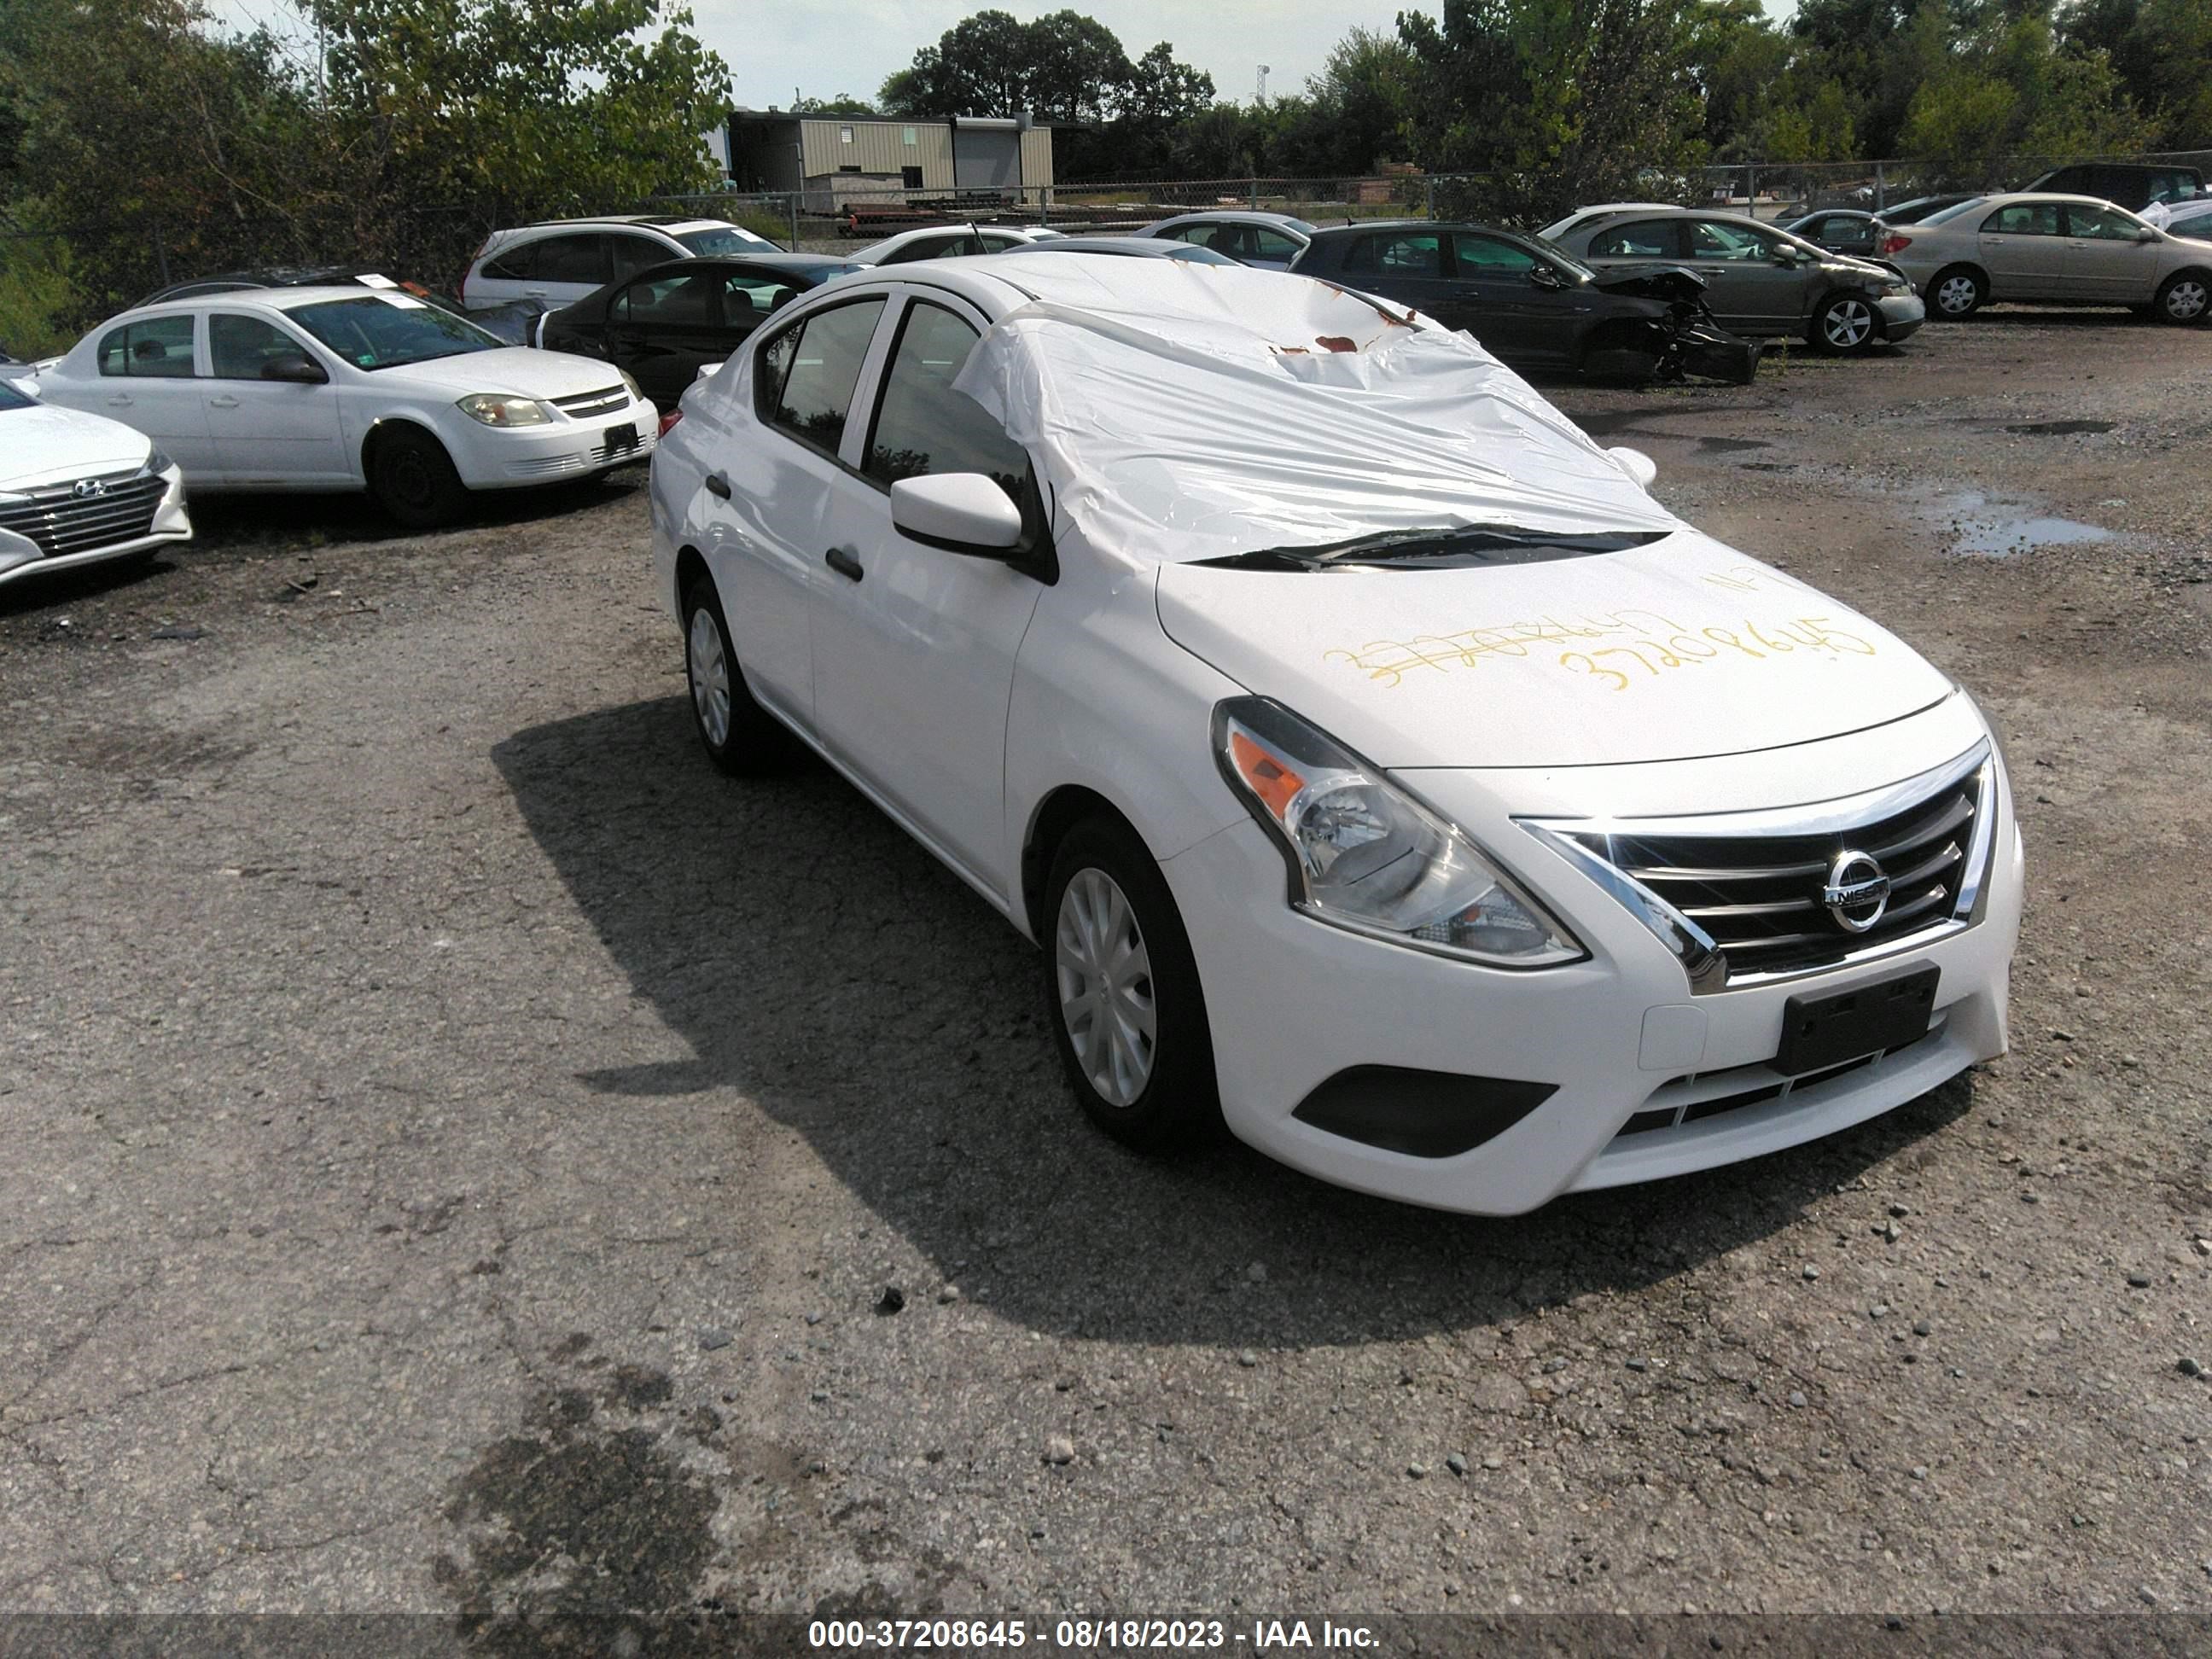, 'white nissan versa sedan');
649,254,2023,1214
38,288,657,527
